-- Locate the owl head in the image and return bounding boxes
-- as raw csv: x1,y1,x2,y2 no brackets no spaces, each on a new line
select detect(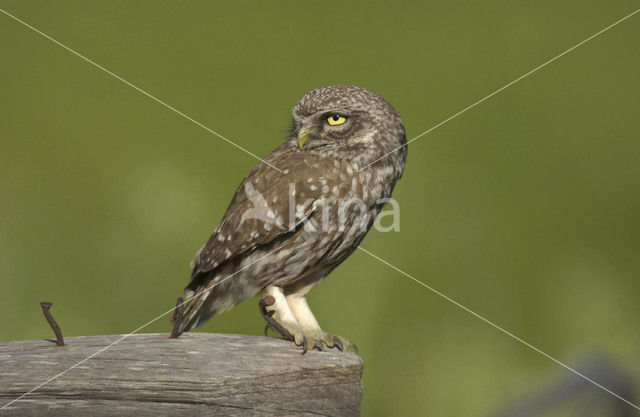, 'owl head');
290,85,407,169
